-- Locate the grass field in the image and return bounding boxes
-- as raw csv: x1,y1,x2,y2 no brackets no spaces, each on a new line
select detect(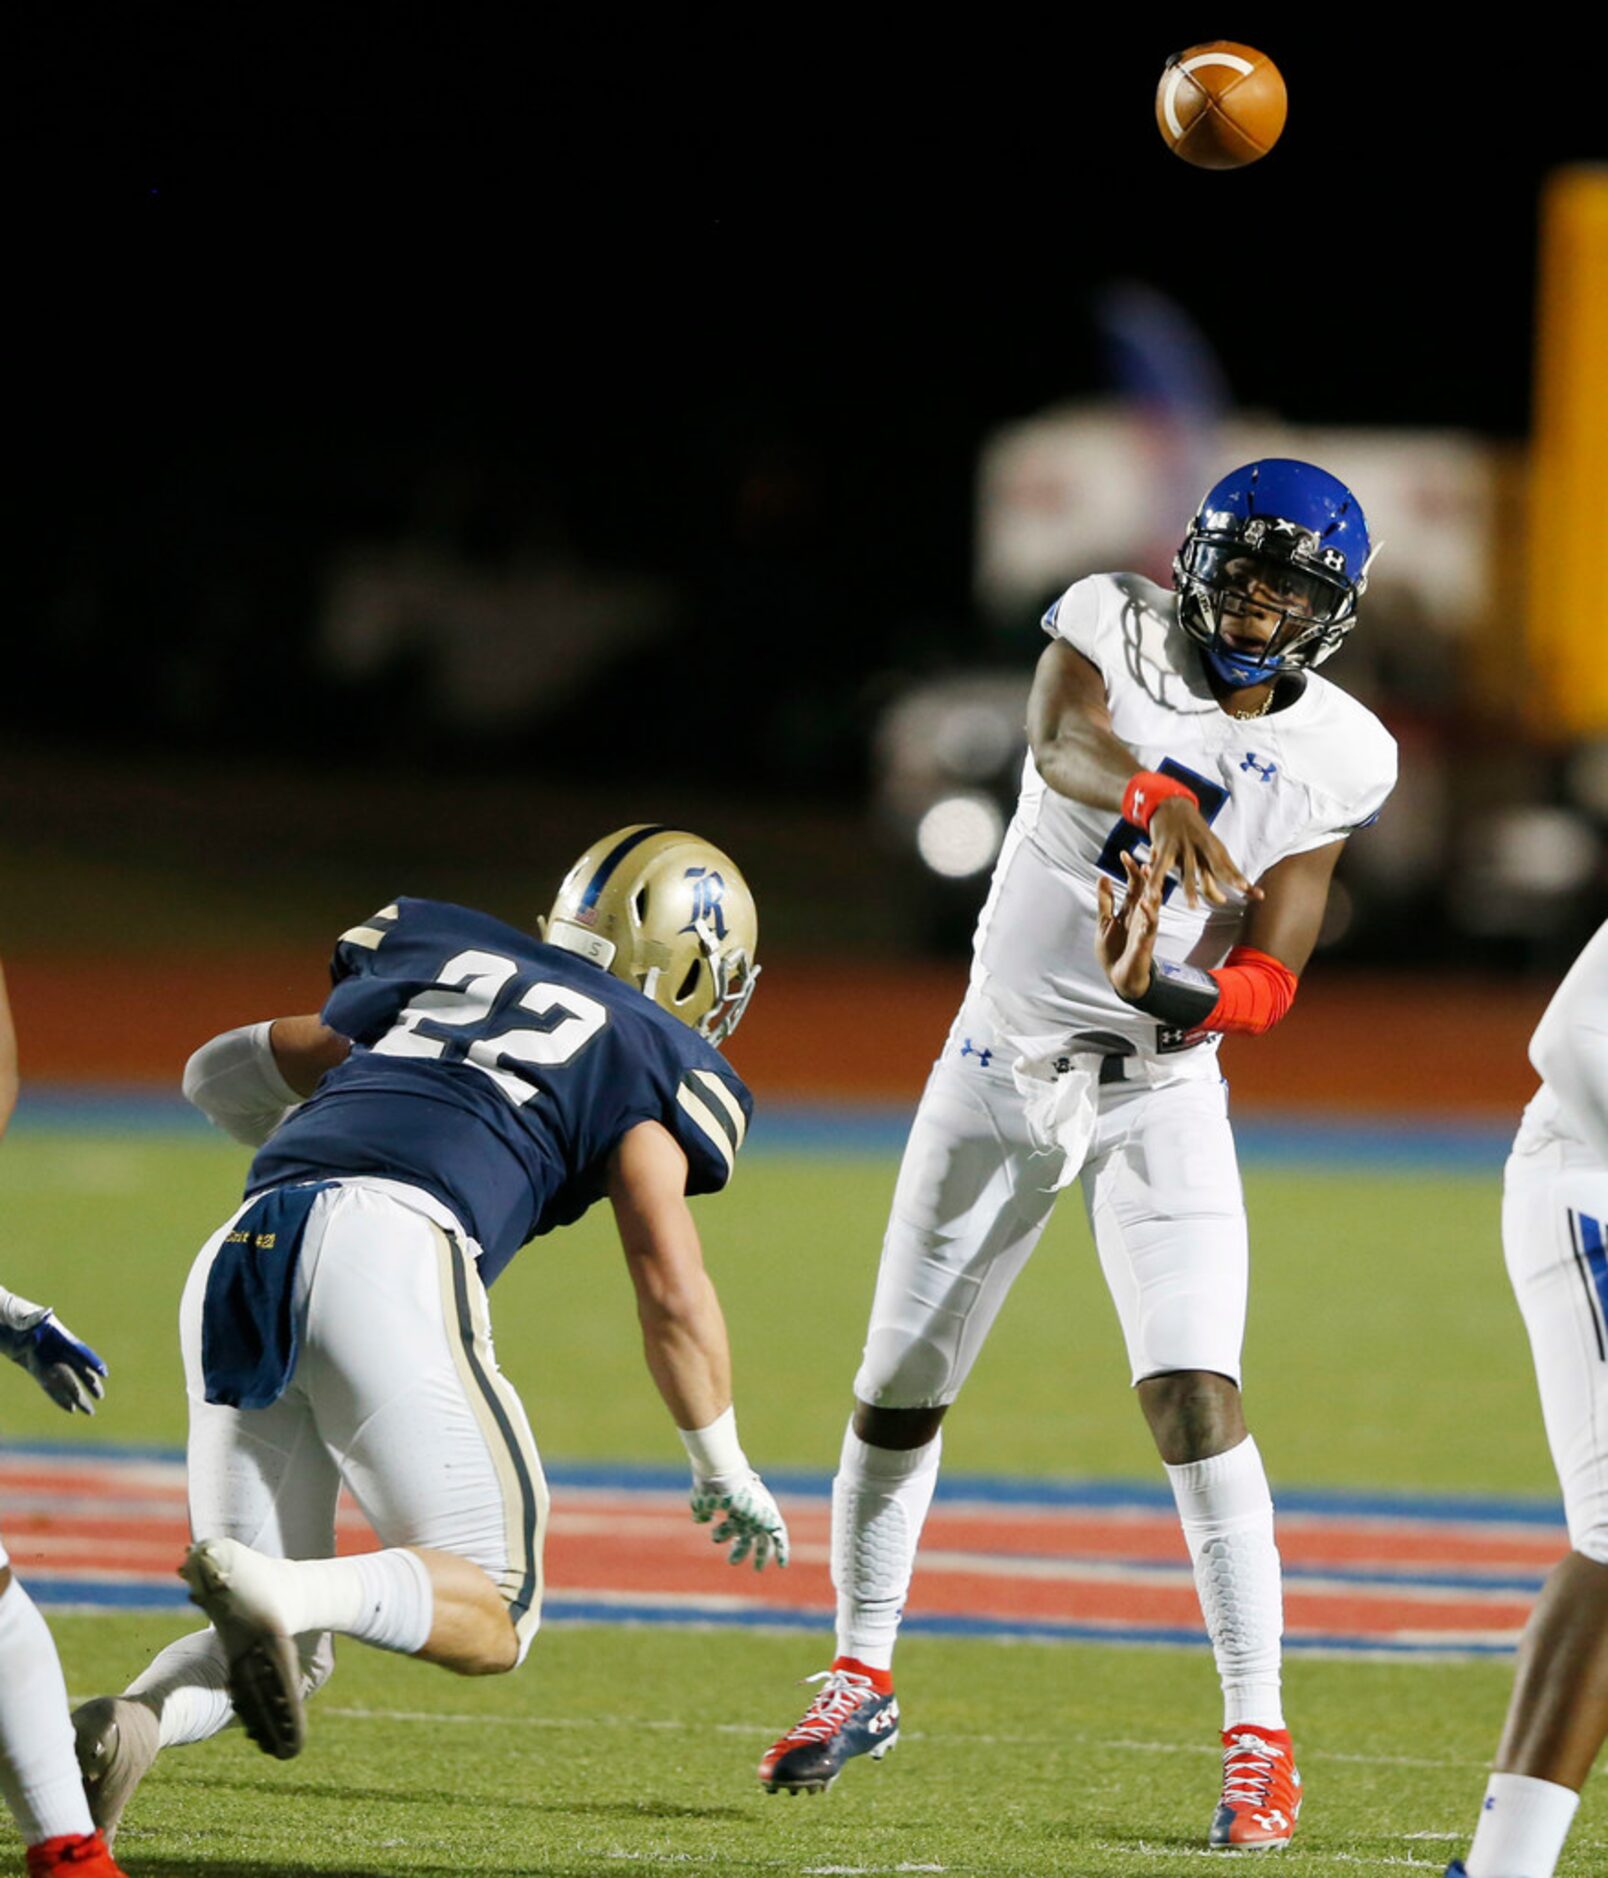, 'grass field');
2,1122,1597,1873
